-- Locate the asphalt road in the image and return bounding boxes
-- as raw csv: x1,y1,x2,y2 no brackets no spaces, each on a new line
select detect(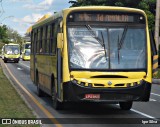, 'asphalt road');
1,59,160,127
